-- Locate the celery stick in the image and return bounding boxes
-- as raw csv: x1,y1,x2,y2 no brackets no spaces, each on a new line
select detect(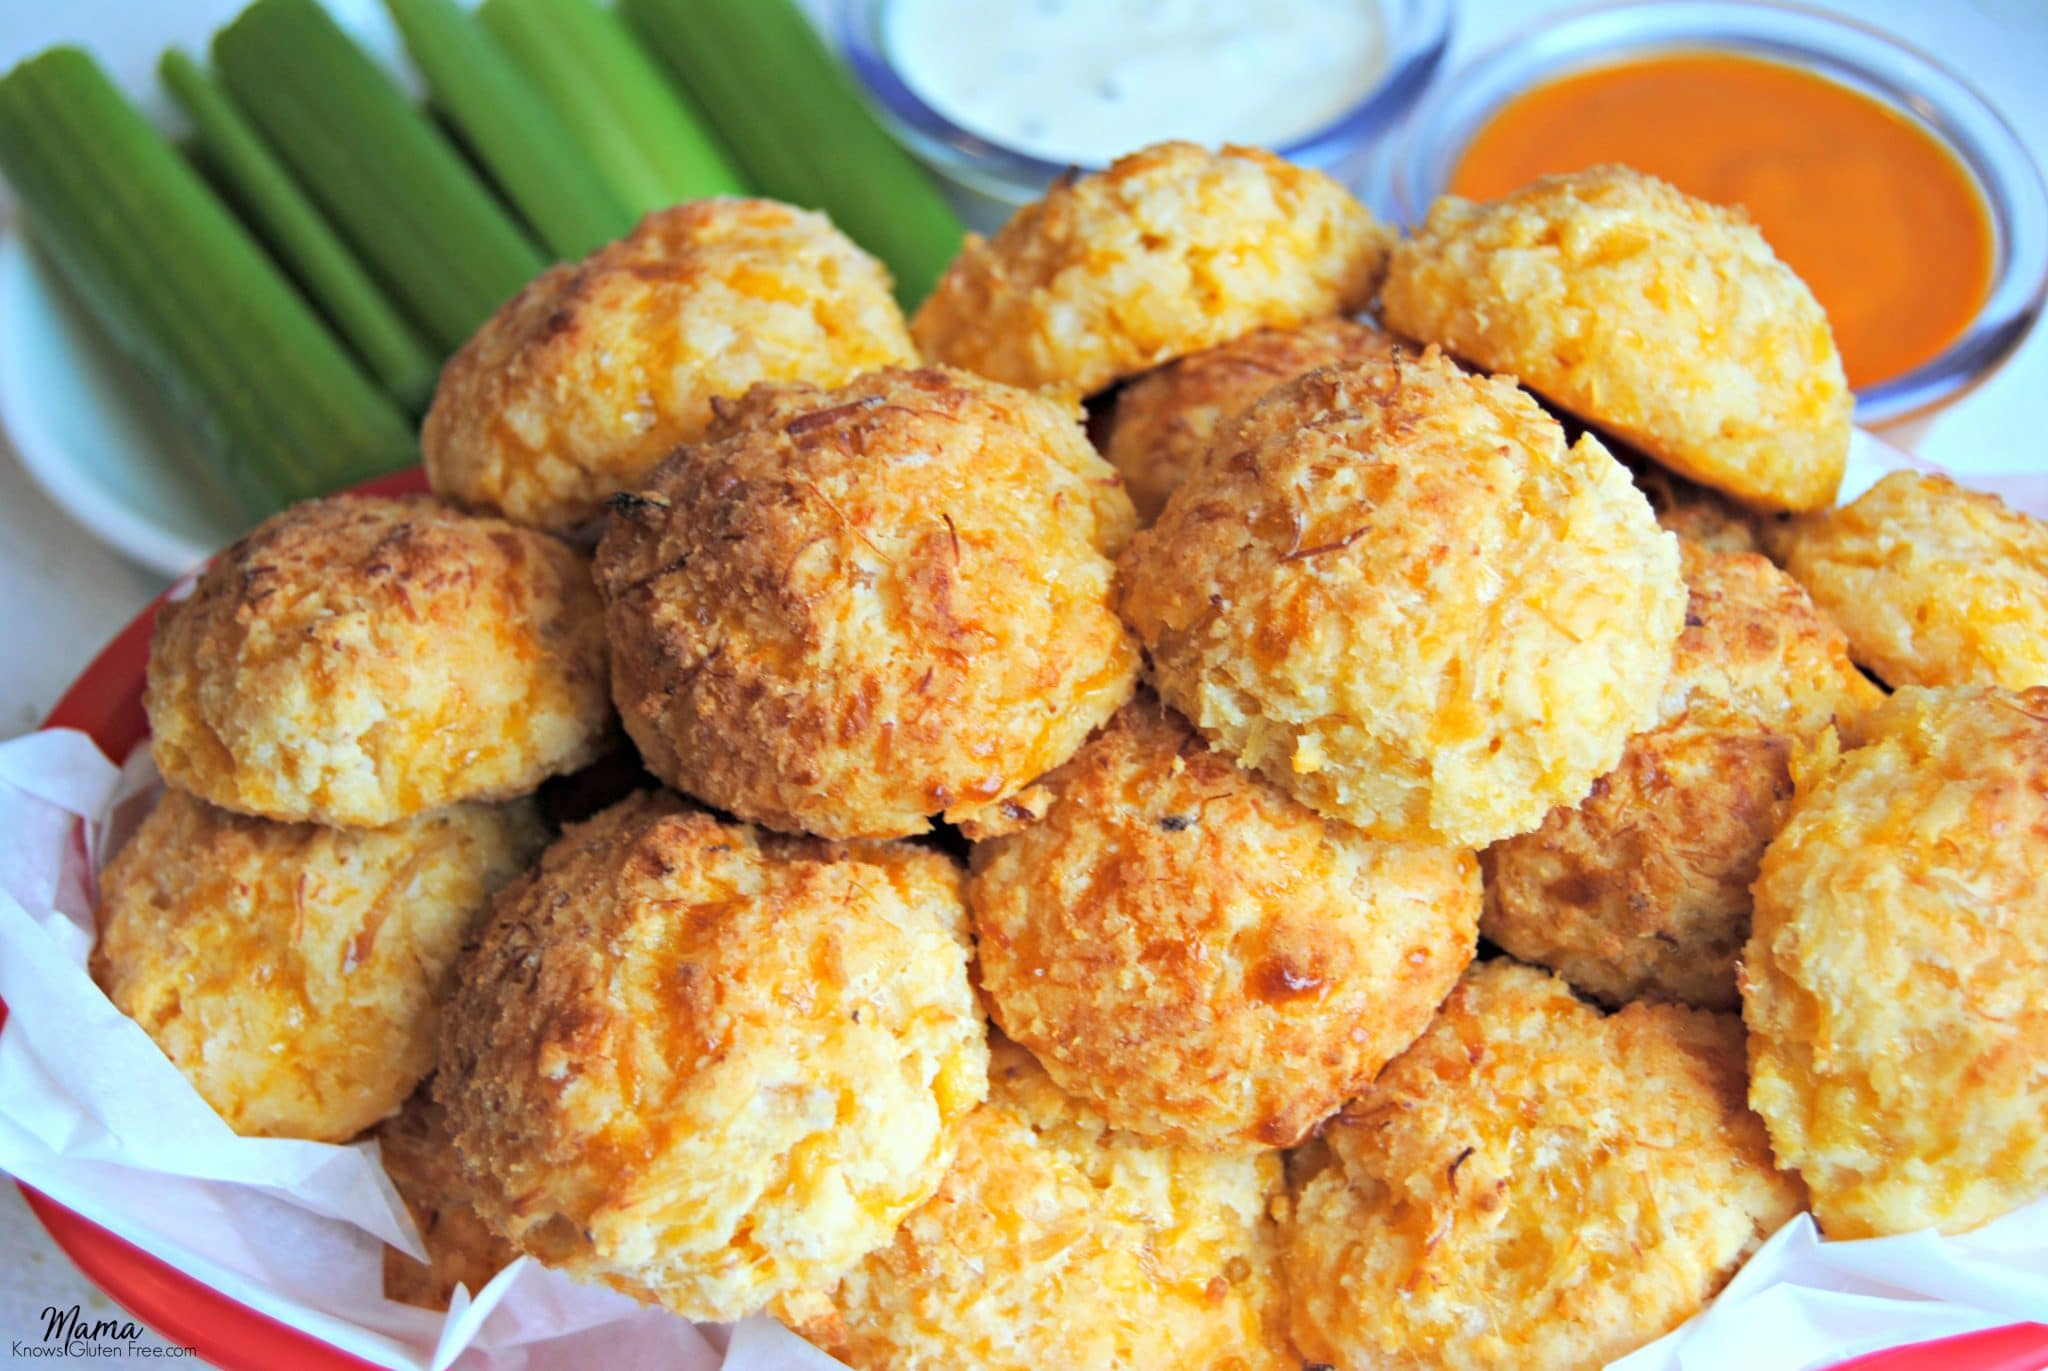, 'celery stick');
381,0,633,259
213,0,546,352
0,47,415,520
160,48,439,411
621,0,964,307
478,0,744,210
